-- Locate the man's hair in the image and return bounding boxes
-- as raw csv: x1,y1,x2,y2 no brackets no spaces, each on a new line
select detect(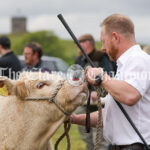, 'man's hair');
101,14,135,40
0,36,11,49
25,42,43,59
